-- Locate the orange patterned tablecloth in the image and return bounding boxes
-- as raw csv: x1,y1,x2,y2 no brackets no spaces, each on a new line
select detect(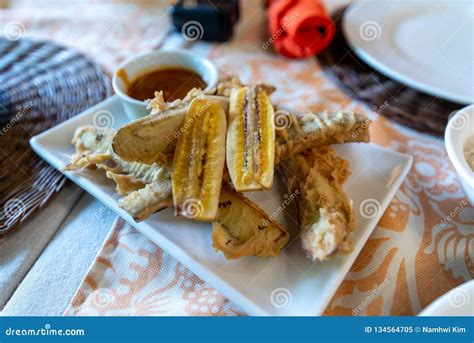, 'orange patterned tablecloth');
4,1,471,316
